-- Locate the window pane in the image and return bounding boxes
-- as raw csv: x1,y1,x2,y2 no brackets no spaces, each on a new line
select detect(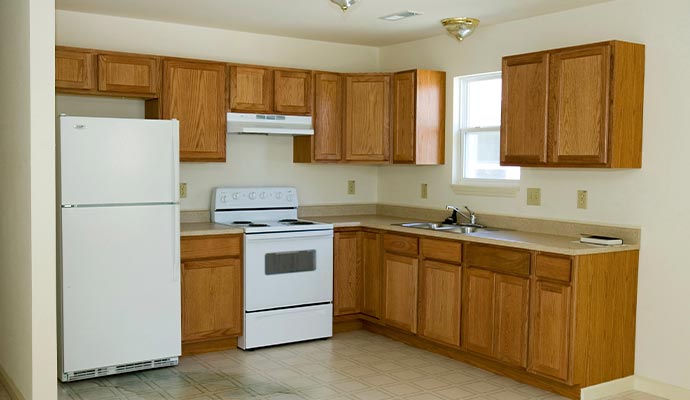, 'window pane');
464,131,520,180
467,78,502,128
